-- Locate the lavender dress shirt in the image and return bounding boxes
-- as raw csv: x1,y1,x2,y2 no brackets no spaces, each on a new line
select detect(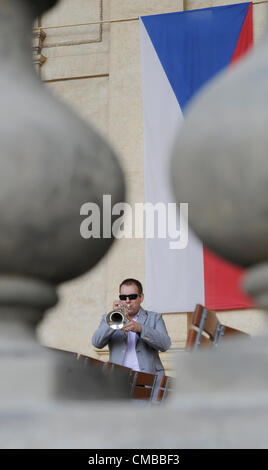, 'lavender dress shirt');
122,311,141,371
